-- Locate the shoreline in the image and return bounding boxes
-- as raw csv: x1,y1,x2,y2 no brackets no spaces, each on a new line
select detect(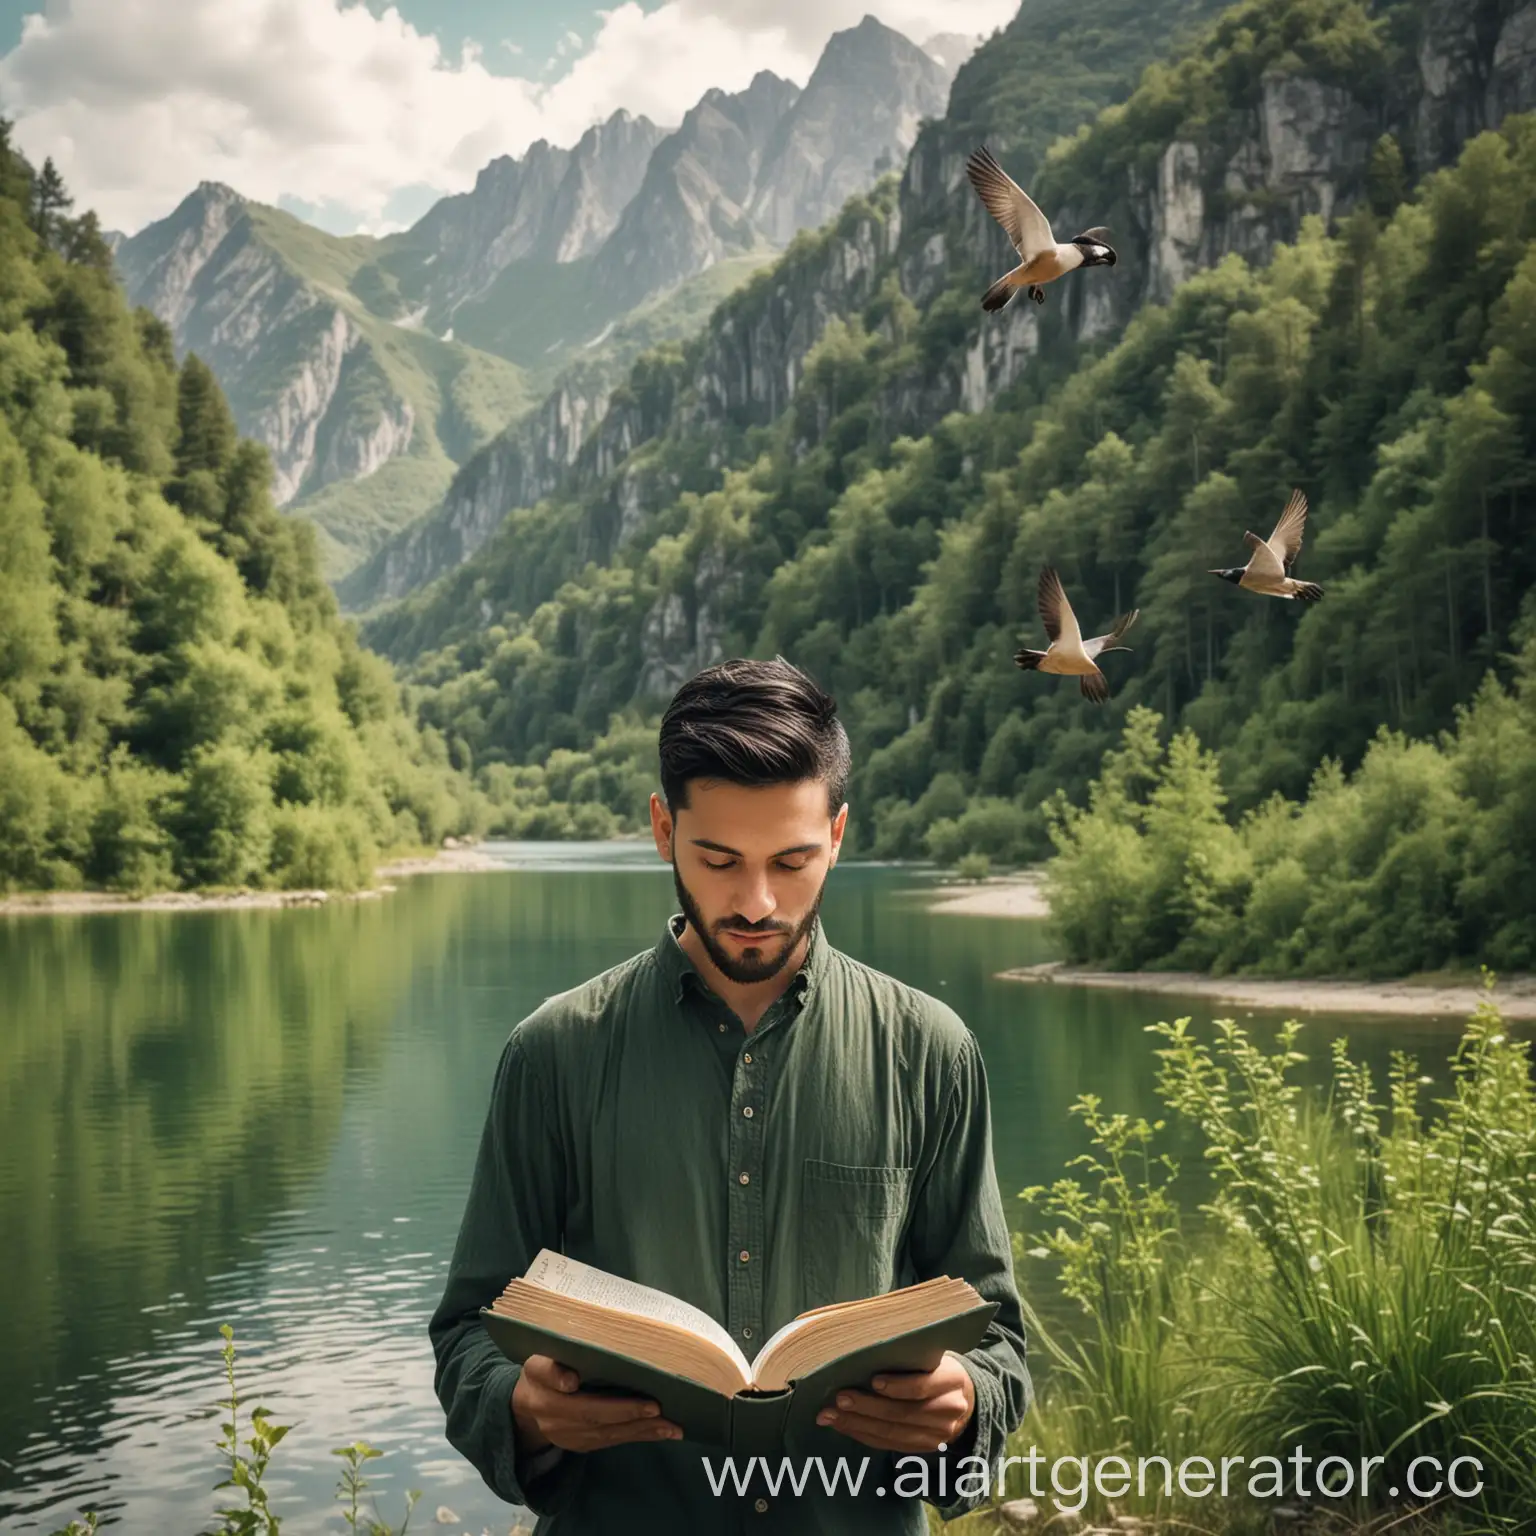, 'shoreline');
919,871,1050,919
0,844,499,918
1002,961,1536,1021
6,856,1530,1022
